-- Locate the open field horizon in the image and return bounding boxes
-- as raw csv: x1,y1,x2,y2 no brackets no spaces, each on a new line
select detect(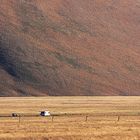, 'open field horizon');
0,96,140,139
